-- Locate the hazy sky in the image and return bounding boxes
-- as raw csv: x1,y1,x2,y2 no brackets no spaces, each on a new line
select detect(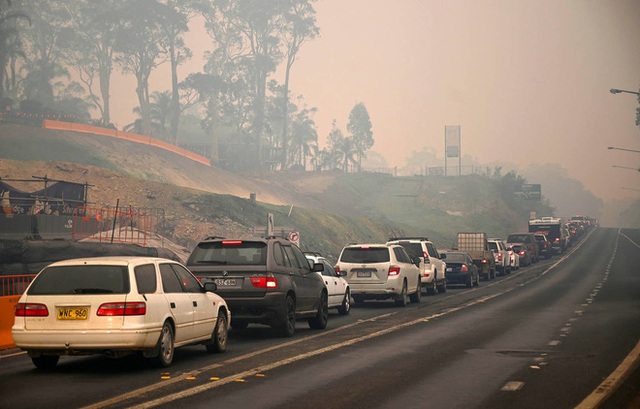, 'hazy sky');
113,0,640,202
